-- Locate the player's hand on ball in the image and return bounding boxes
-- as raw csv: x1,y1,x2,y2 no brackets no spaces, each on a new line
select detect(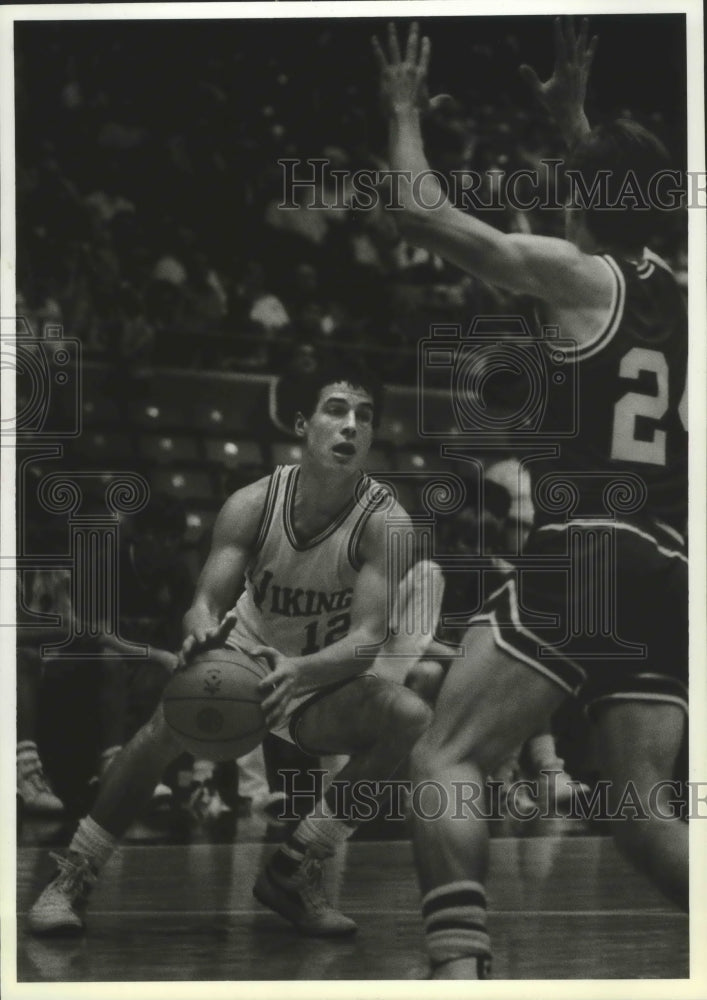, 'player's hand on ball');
177,610,238,670
372,22,431,116
519,17,597,125
252,646,302,729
